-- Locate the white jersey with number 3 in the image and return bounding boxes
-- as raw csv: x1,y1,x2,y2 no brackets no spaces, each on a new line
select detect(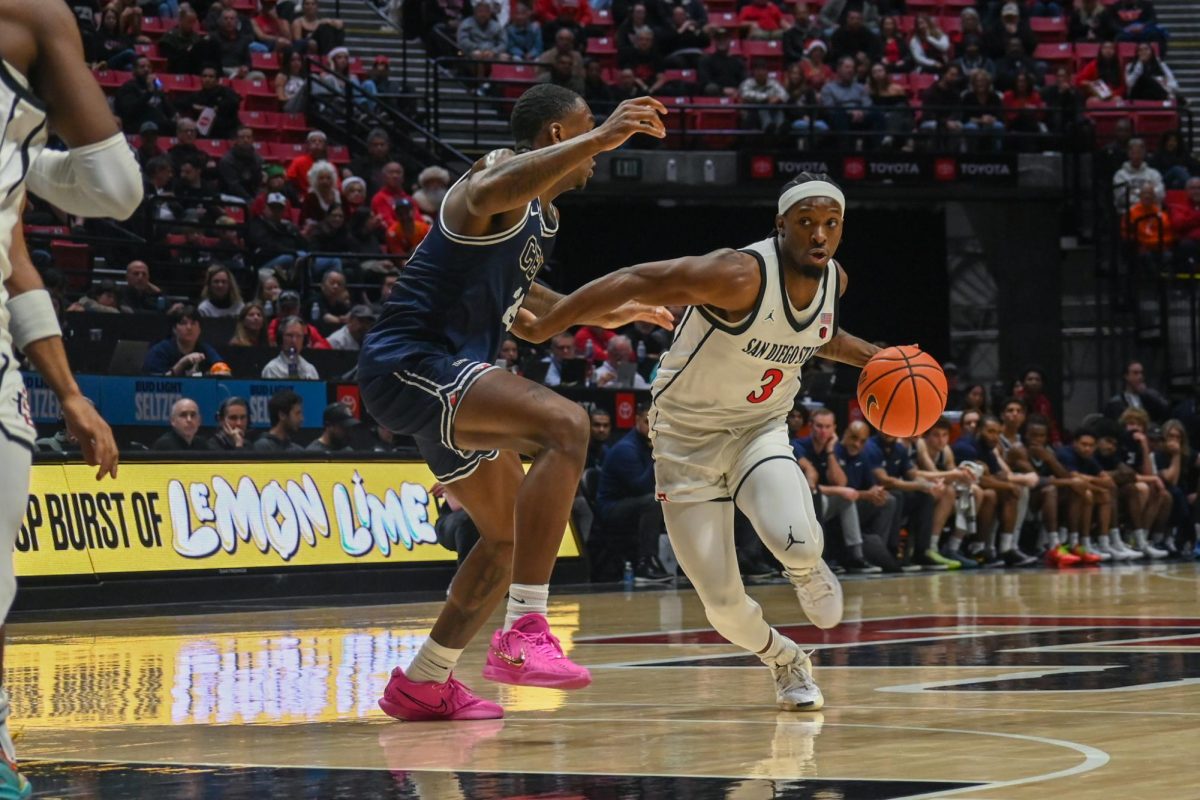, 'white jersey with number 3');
650,236,840,437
